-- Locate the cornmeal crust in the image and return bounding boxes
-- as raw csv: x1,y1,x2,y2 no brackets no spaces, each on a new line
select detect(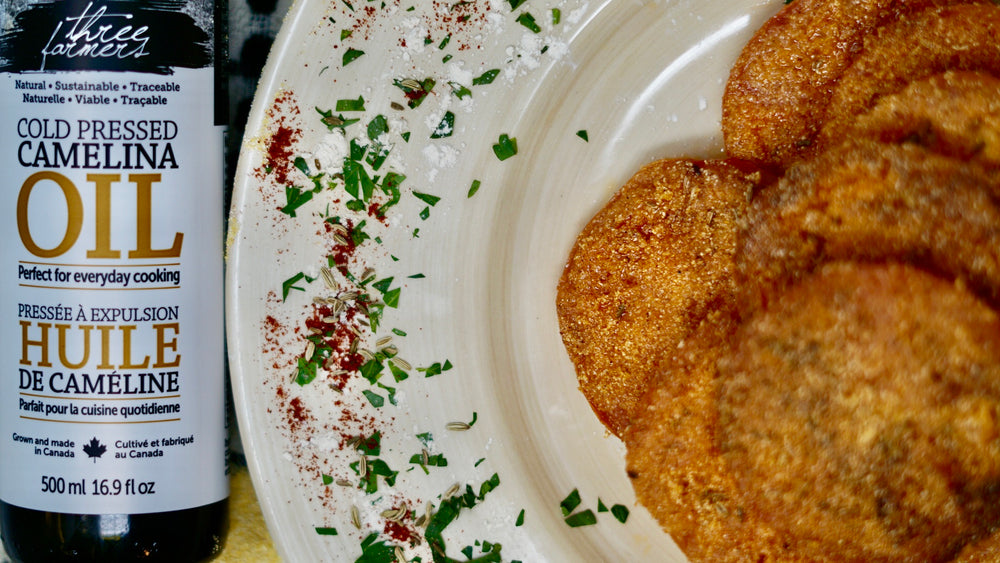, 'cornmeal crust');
556,158,766,436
